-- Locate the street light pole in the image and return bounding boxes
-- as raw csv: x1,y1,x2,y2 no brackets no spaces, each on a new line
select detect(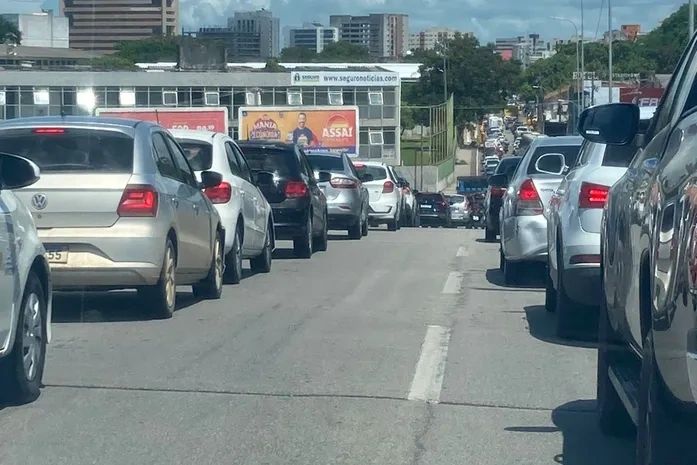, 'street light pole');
551,17,580,114
443,55,448,102
608,0,613,102
580,0,585,108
